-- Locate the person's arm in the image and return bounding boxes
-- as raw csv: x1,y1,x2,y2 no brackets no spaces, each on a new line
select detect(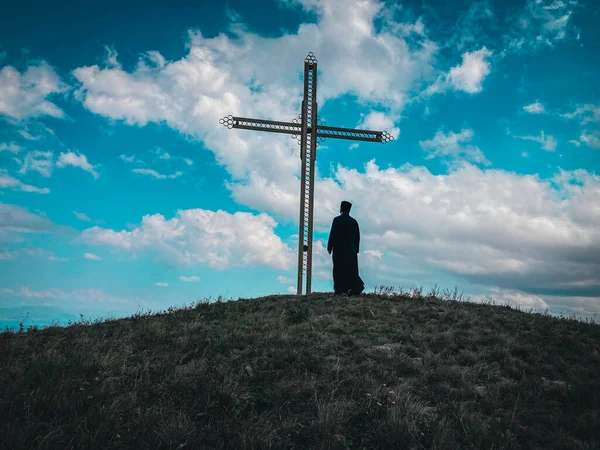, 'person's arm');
356,221,360,254
327,218,337,254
